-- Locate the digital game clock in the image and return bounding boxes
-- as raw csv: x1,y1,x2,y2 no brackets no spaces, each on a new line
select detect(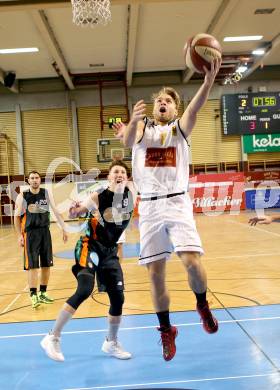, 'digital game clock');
221,92,280,135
